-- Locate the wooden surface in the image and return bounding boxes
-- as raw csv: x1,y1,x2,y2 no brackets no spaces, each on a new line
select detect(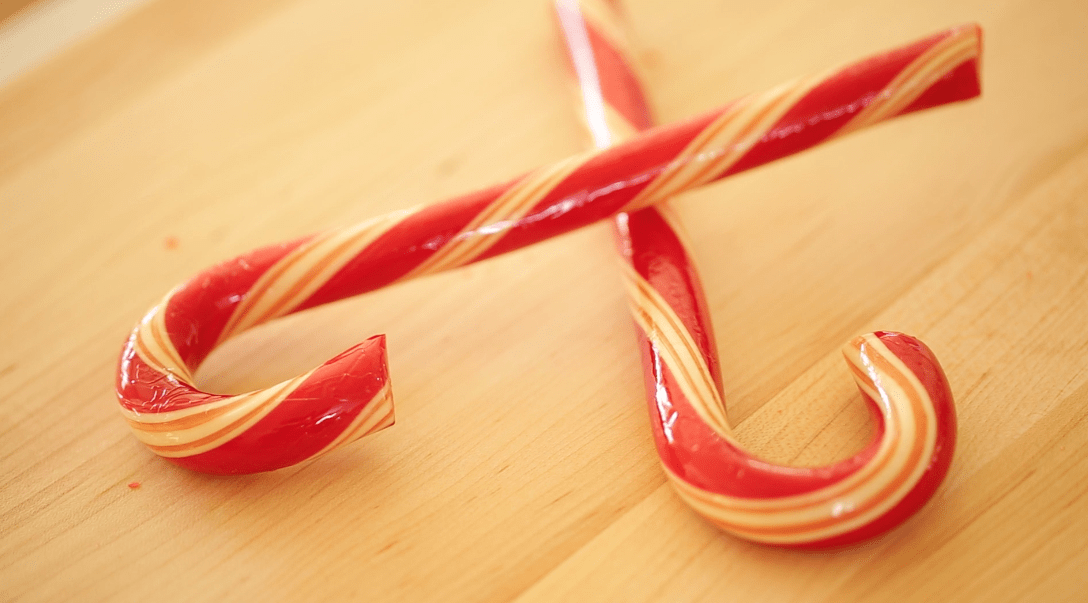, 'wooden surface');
0,0,36,24
2,0,1087,601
